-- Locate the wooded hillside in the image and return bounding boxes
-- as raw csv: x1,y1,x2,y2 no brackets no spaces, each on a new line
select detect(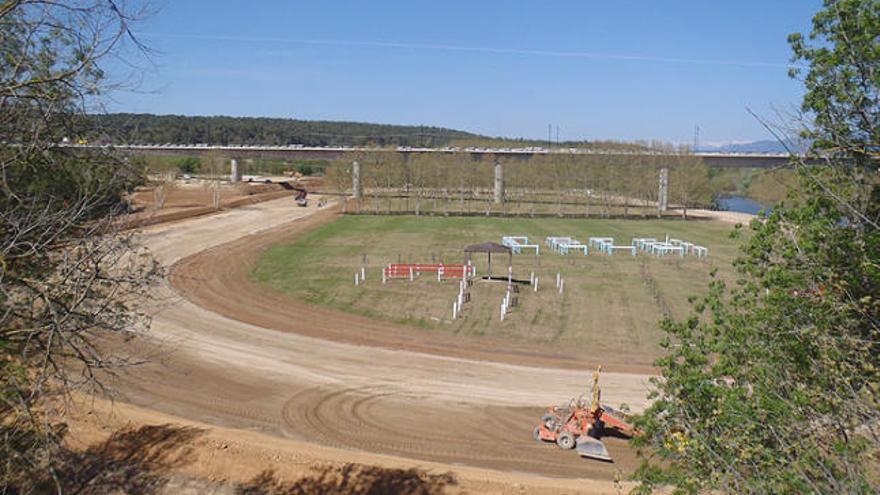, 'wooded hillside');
87,113,647,151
